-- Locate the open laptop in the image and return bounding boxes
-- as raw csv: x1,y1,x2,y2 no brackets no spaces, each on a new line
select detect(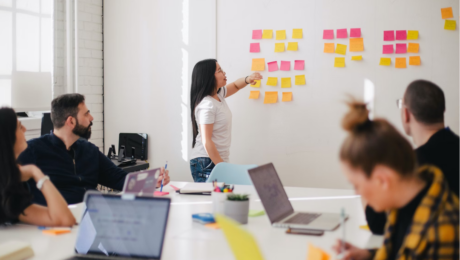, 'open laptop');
64,191,171,260
122,168,159,196
248,163,343,231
